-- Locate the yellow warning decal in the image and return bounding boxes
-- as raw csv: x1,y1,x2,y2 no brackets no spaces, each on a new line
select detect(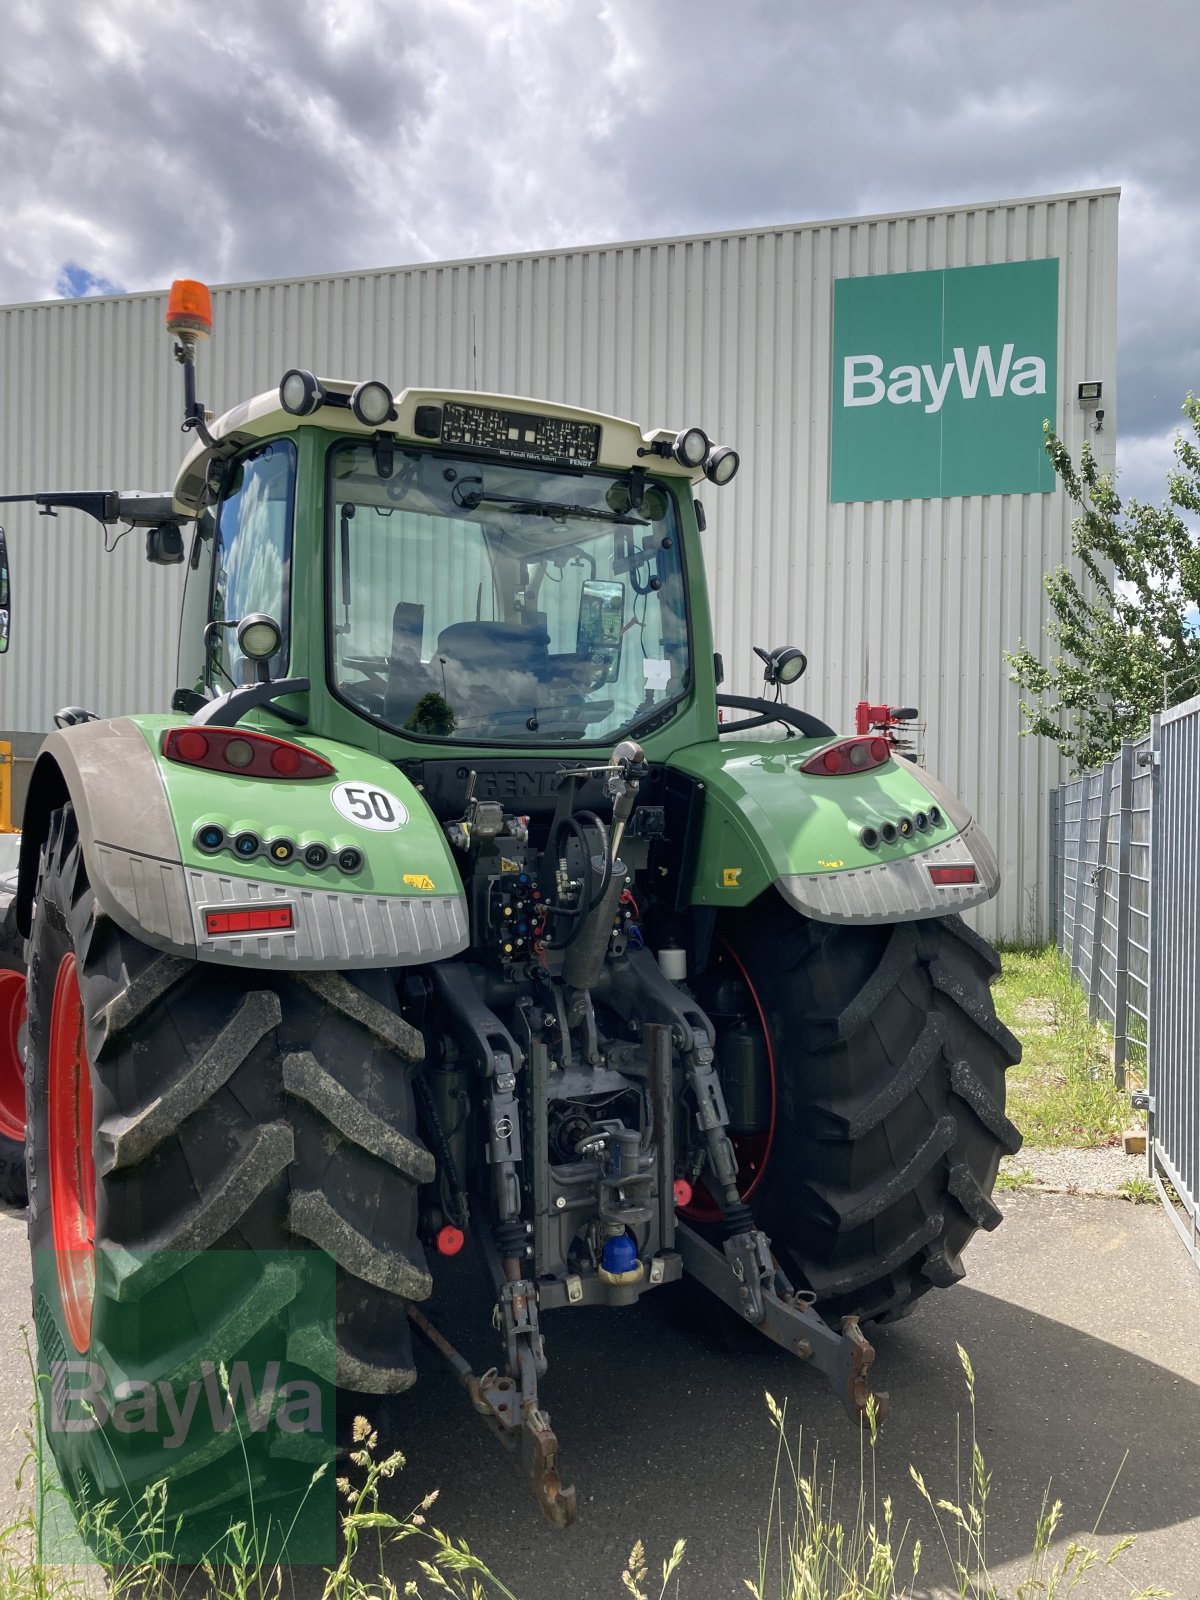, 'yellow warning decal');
499,858,521,873
722,867,742,887
817,859,845,869
403,874,436,892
